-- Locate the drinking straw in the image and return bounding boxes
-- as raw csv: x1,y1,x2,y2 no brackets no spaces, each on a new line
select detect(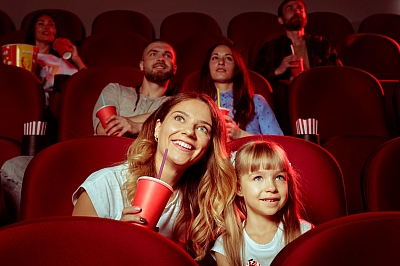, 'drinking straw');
290,44,295,55
157,148,168,180
101,94,106,106
217,88,221,107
